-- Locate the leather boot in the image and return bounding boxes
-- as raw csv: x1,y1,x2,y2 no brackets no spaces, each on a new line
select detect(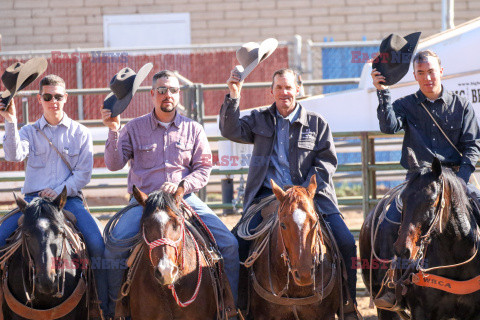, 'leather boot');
374,289,397,310
343,300,363,320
